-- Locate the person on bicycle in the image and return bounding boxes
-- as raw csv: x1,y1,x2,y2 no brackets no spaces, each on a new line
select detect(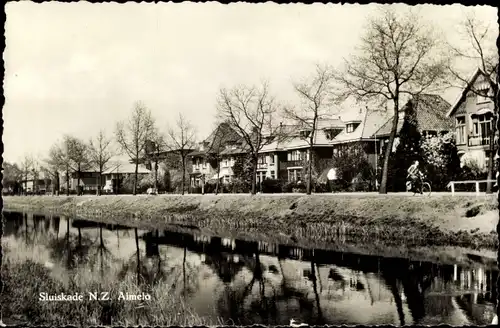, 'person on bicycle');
407,160,423,193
